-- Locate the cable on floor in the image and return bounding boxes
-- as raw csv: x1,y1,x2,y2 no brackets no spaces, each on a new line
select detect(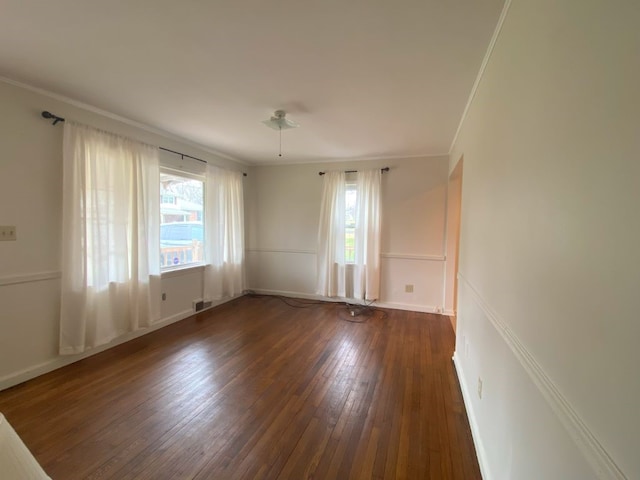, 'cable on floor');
339,299,388,323
244,290,388,323
244,291,326,309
